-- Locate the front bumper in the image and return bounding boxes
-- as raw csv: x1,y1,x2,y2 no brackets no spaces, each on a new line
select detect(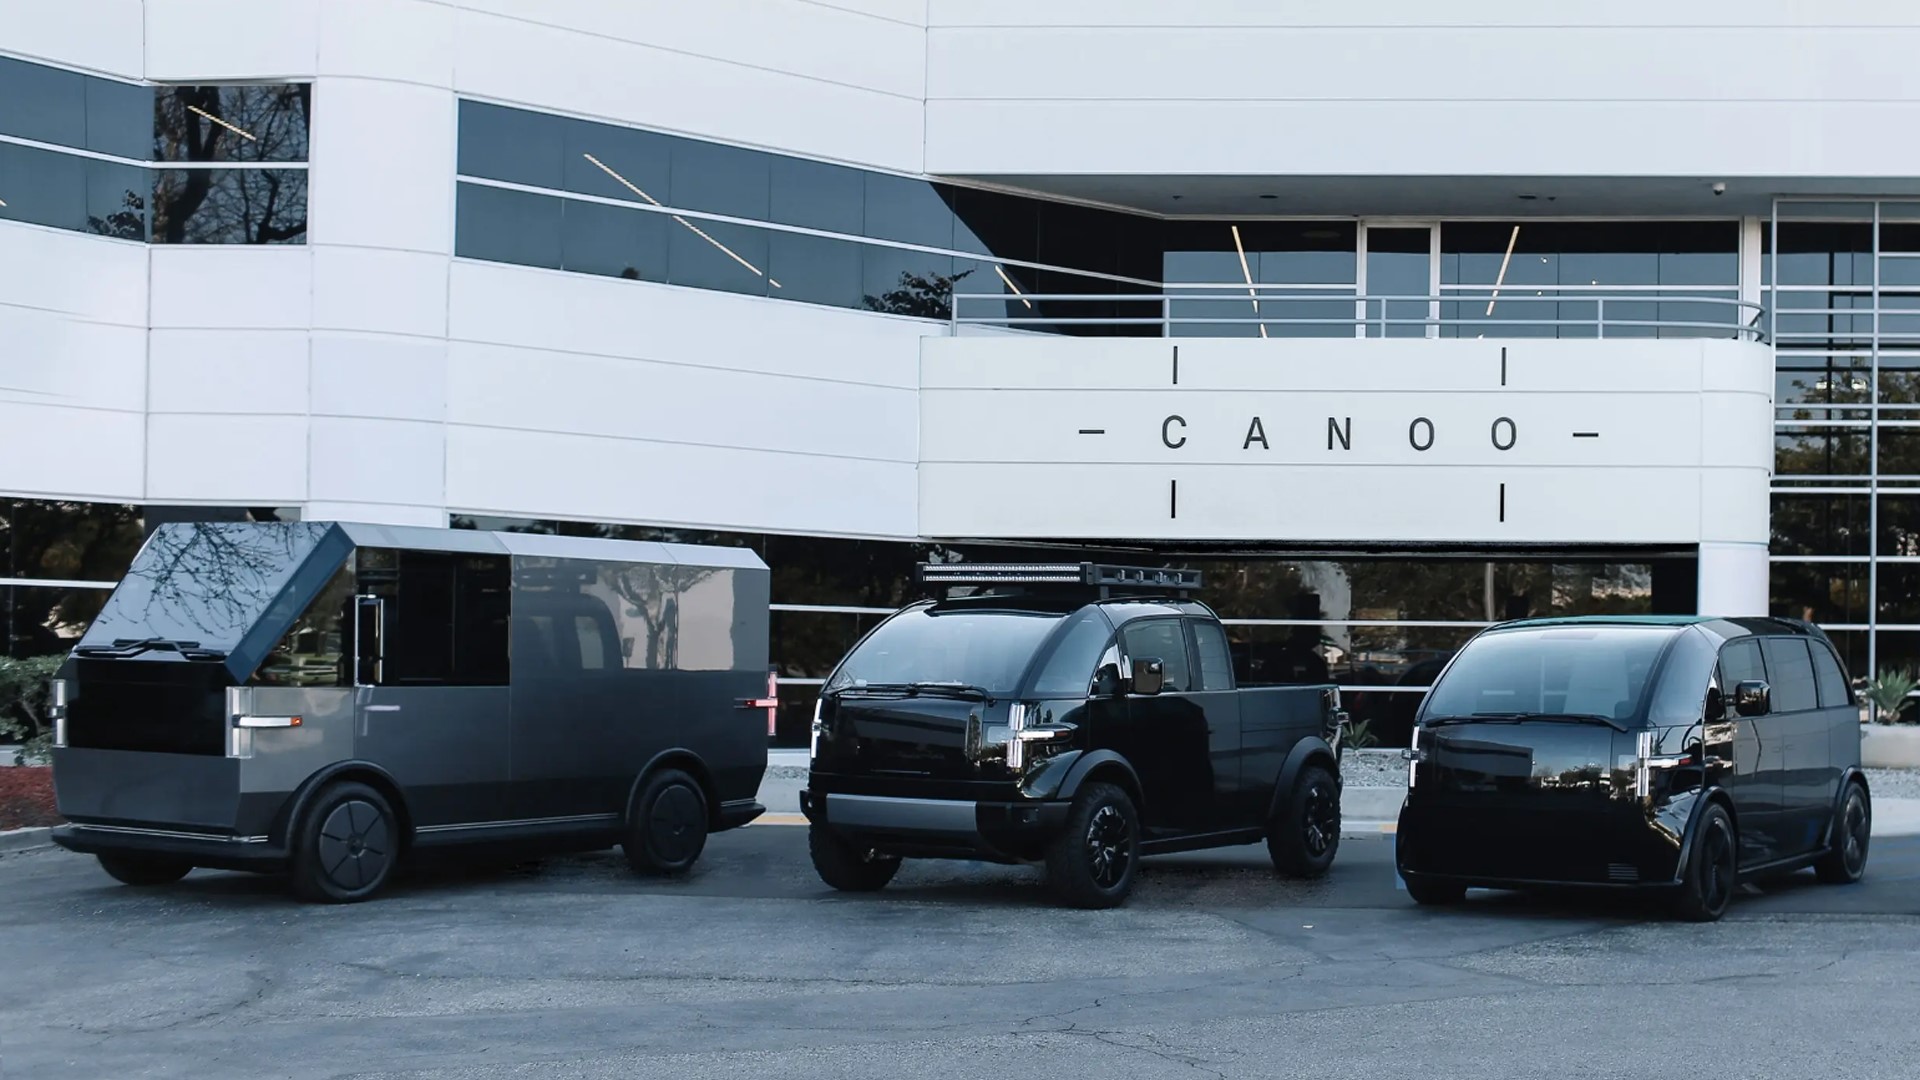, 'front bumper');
800,788,1071,863
51,823,289,873
1395,795,1689,889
